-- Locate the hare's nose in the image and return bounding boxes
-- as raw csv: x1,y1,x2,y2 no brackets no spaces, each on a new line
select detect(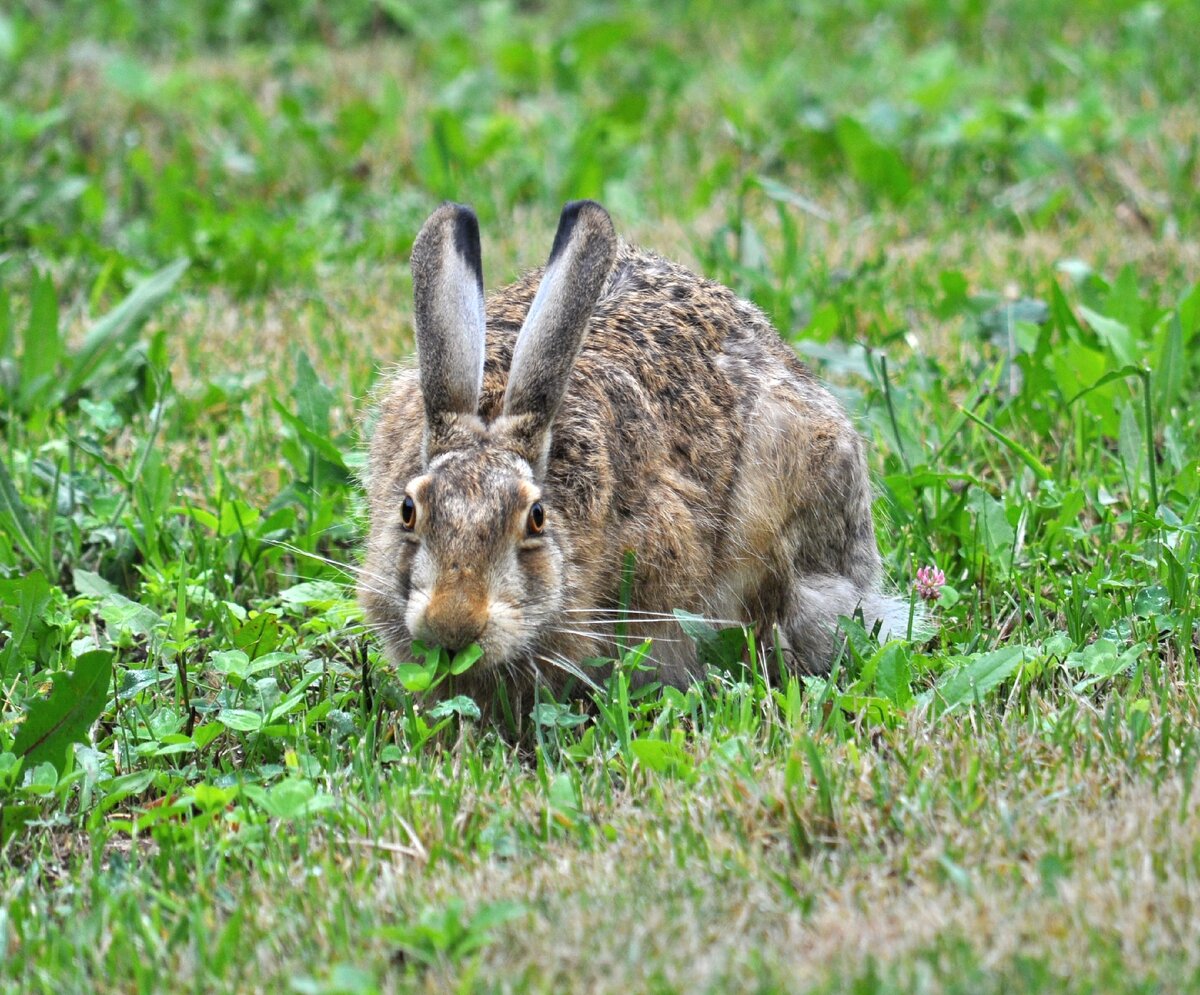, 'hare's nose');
420,586,488,652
